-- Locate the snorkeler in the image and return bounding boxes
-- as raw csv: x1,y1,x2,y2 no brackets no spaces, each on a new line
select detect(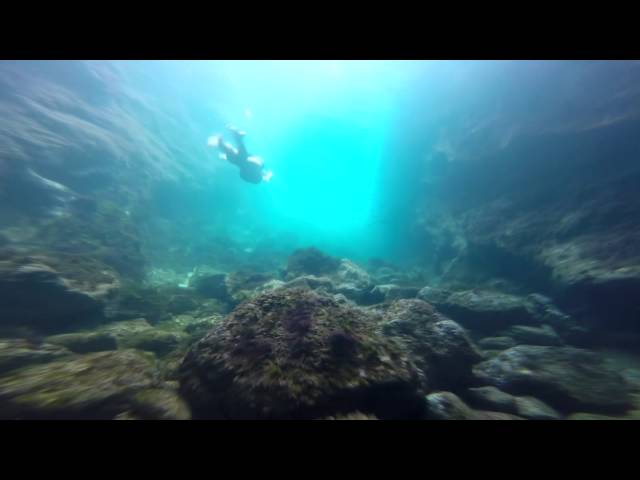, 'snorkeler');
208,126,273,184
